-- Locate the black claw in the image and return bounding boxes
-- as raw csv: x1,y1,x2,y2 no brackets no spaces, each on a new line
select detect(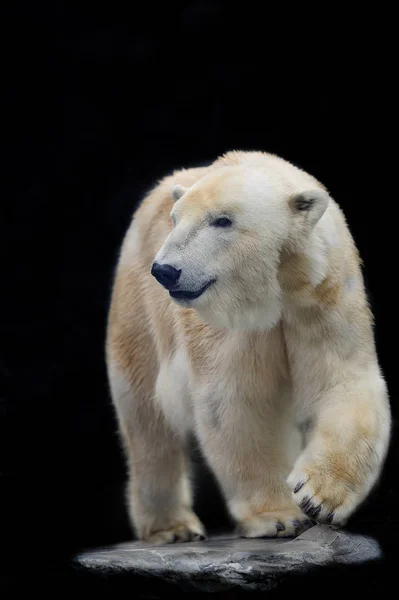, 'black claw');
292,519,302,529
300,496,313,512
308,505,322,519
299,496,322,519
276,522,285,531
193,533,206,541
293,481,305,494
326,512,335,524
293,518,313,532
304,519,314,528
172,533,179,543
